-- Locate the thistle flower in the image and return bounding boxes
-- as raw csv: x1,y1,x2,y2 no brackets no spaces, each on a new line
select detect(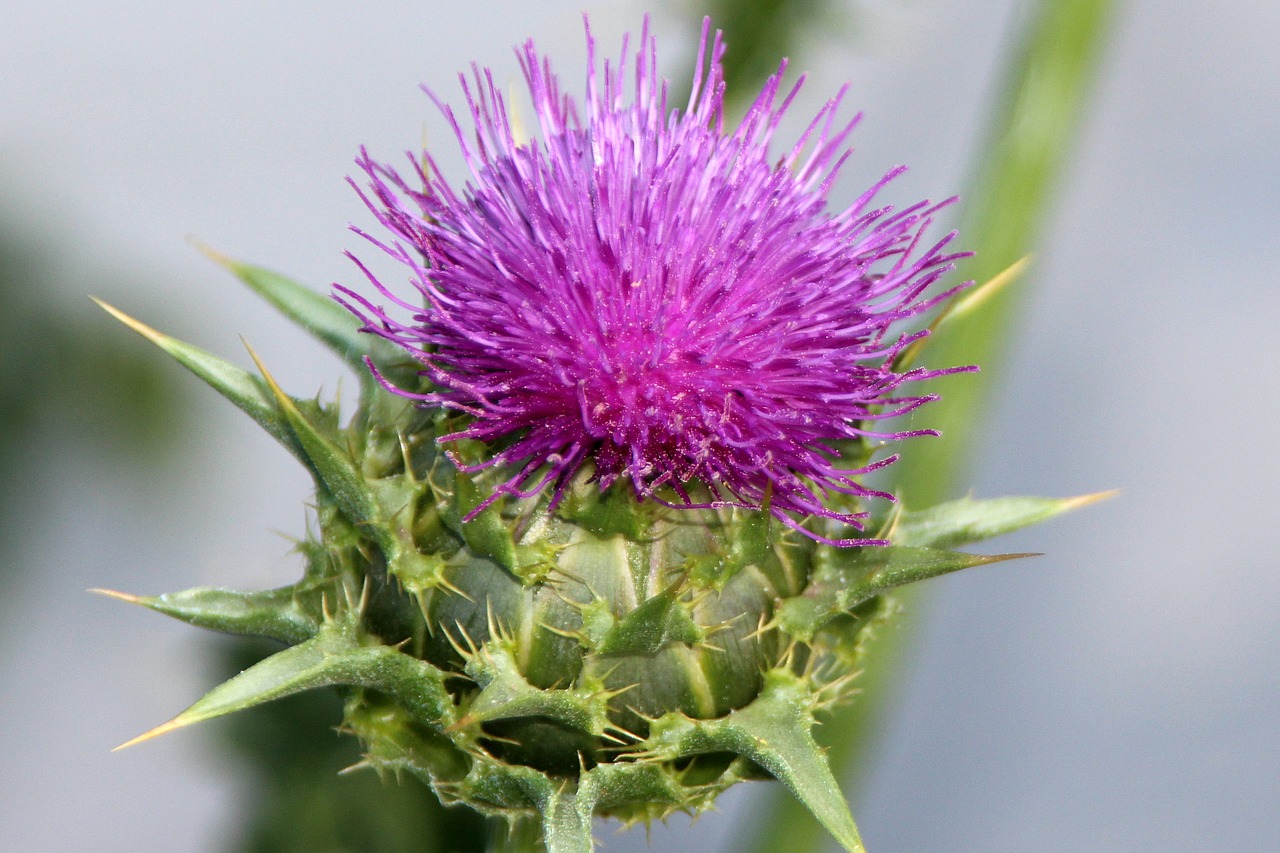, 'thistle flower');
100,17,1083,853
338,17,971,545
